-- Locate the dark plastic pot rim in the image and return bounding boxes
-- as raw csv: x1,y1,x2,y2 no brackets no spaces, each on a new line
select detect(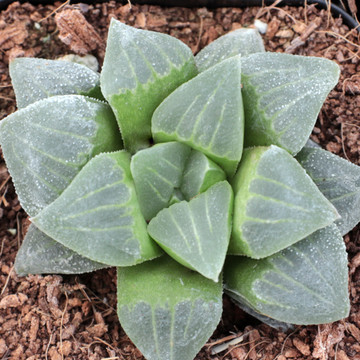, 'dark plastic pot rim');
0,0,359,31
